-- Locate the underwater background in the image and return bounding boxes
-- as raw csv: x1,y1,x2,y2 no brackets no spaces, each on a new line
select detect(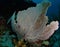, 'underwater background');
0,0,60,47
